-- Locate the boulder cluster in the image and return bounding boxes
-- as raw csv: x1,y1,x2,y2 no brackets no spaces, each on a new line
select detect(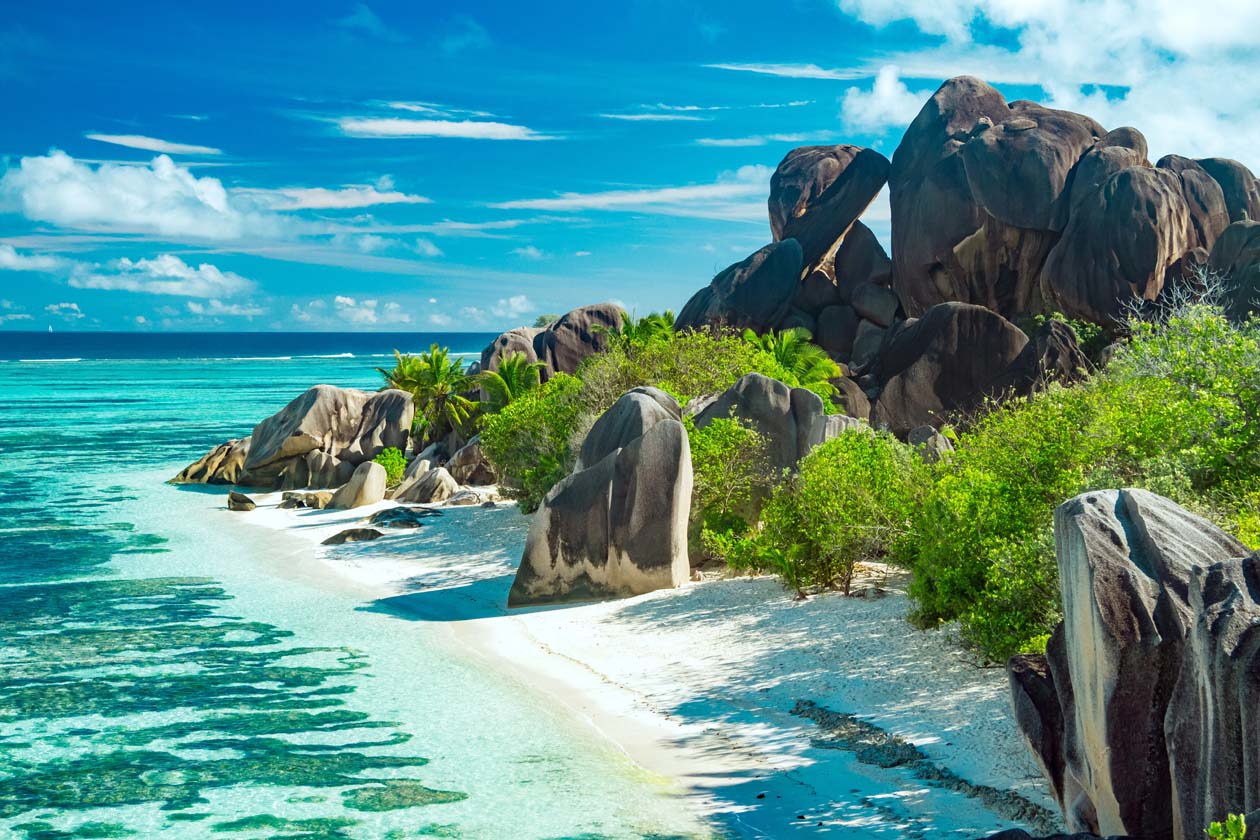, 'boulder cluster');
1008,489,1260,840
480,303,624,380
668,75,1258,434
